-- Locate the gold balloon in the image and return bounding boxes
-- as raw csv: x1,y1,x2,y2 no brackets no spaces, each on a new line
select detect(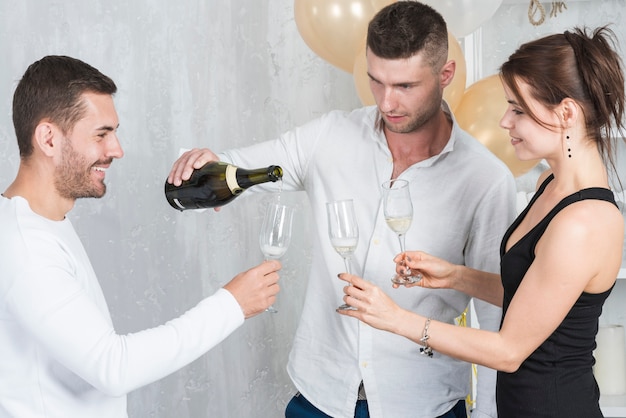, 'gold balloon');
455,74,540,177
421,0,503,38
294,0,377,73
370,0,395,10
352,31,466,111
